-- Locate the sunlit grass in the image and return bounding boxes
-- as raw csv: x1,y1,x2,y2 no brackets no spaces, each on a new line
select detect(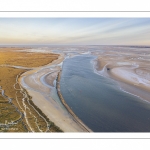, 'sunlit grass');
0,48,62,132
